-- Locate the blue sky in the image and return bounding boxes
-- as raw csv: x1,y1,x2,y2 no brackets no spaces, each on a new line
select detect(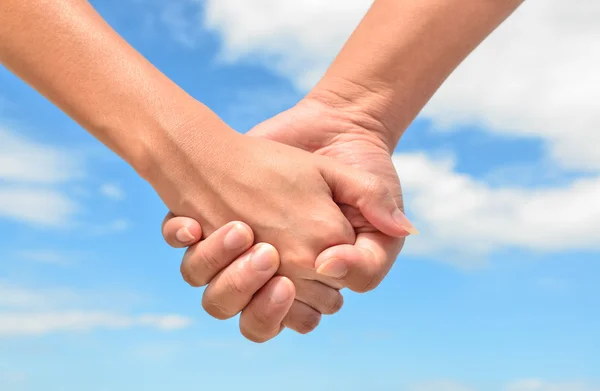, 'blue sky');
1,1,599,391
